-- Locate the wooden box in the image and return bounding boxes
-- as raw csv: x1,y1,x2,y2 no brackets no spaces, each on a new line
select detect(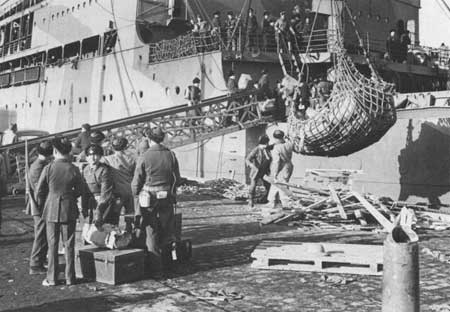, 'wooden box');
94,249,145,285
75,245,104,280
